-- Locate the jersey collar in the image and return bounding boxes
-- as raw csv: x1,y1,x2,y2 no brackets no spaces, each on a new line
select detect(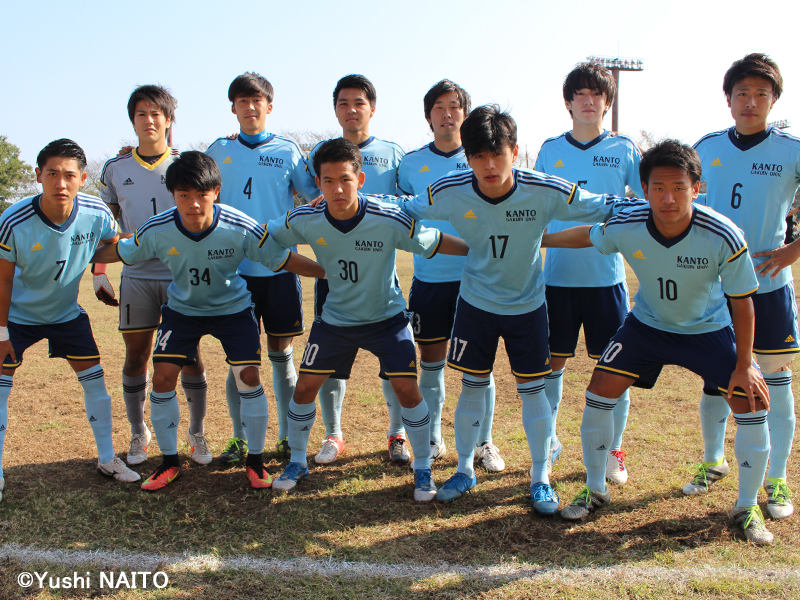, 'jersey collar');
237,132,276,149
32,194,78,232
565,130,609,151
727,126,772,151
133,147,172,170
324,194,367,234
472,169,518,205
357,136,375,149
428,142,463,158
646,205,696,248
174,204,220,241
